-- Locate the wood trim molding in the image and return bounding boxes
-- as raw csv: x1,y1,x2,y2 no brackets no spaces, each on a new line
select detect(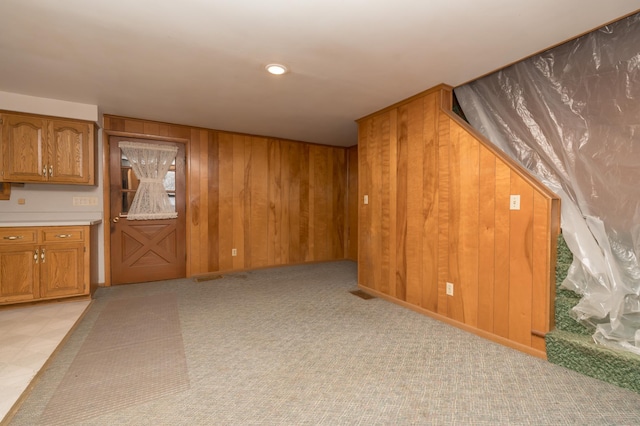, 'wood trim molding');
356,84,454,122
104,130,189,144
